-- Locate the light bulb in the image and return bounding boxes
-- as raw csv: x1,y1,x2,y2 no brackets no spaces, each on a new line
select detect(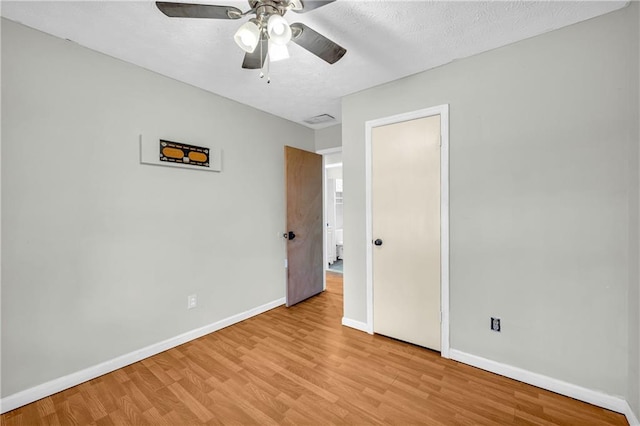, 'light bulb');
269,41,289,62
273,23,285,35
240,31,256,47
267,14,292,46
234,20,261,53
